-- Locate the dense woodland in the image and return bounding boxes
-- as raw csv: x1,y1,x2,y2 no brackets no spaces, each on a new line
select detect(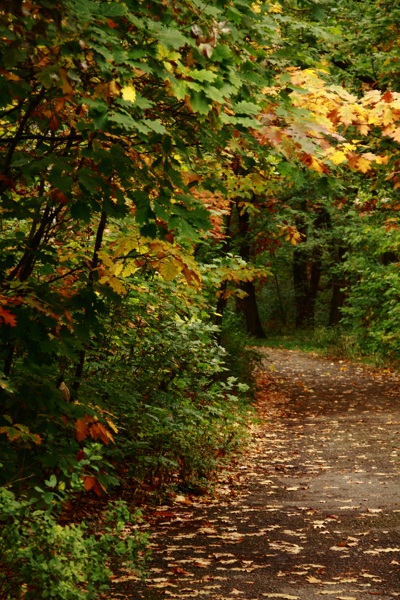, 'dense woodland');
1,0,400,597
